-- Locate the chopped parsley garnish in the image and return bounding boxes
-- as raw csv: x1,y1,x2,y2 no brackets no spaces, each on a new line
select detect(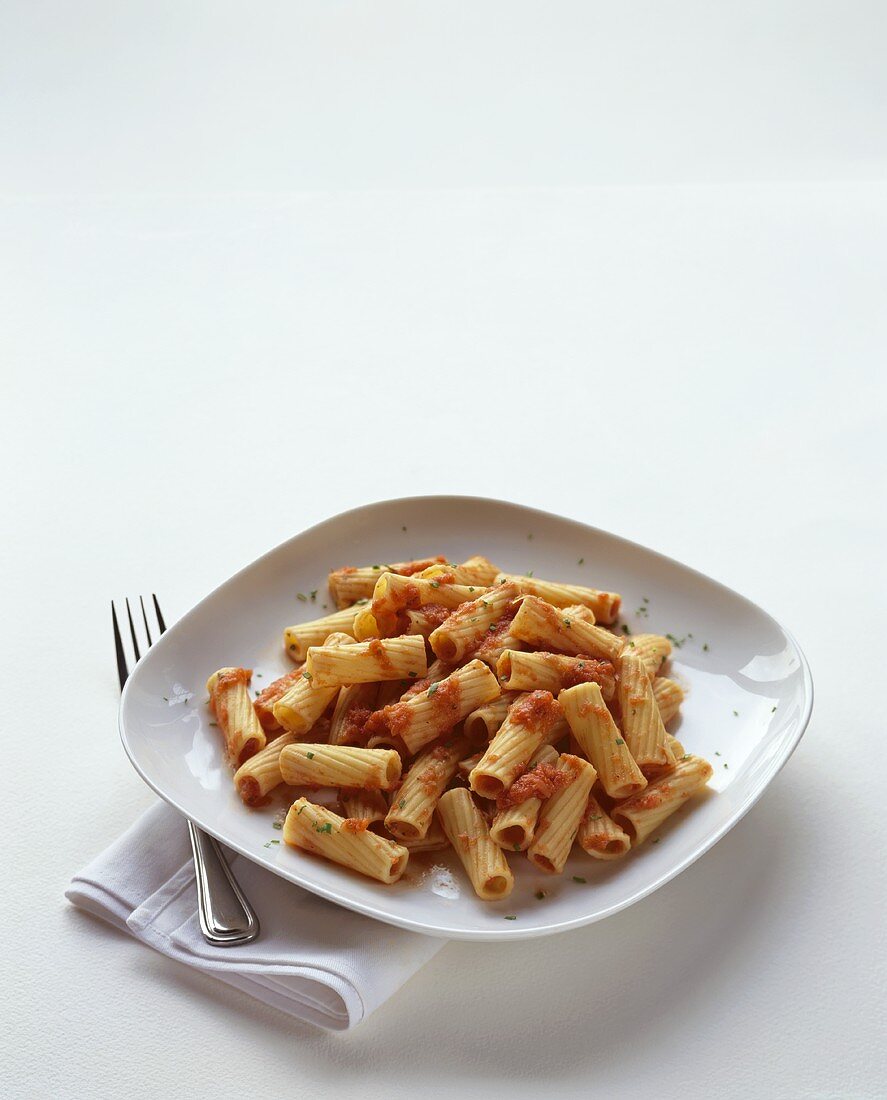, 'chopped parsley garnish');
316,822,333,835
302,671,313,680
534,890,546,900
772,705,777,712
615,737,625,746
563,619,572,628
504,915,517,920
431,580,440,589
162,696,168,702
306,751,315,759
526,569,534,577
408,669,417,677
402,525,407,532
273,821,282,829
622,624,631,635
715,751,721,756
372,565,381,570
398,799,406,809
733,710,738,716
527,533,533,540
263,840,280,848
703,643,709,651
468,586,475,592
578,557,584,565
572,876,586,884
309,590,317,601
487,623,496,632
428,683,438,696
680,753,691,761
723,763,729,769
651,837,660,844
296,593,307,602
513,843,521,851
208,721,217,727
